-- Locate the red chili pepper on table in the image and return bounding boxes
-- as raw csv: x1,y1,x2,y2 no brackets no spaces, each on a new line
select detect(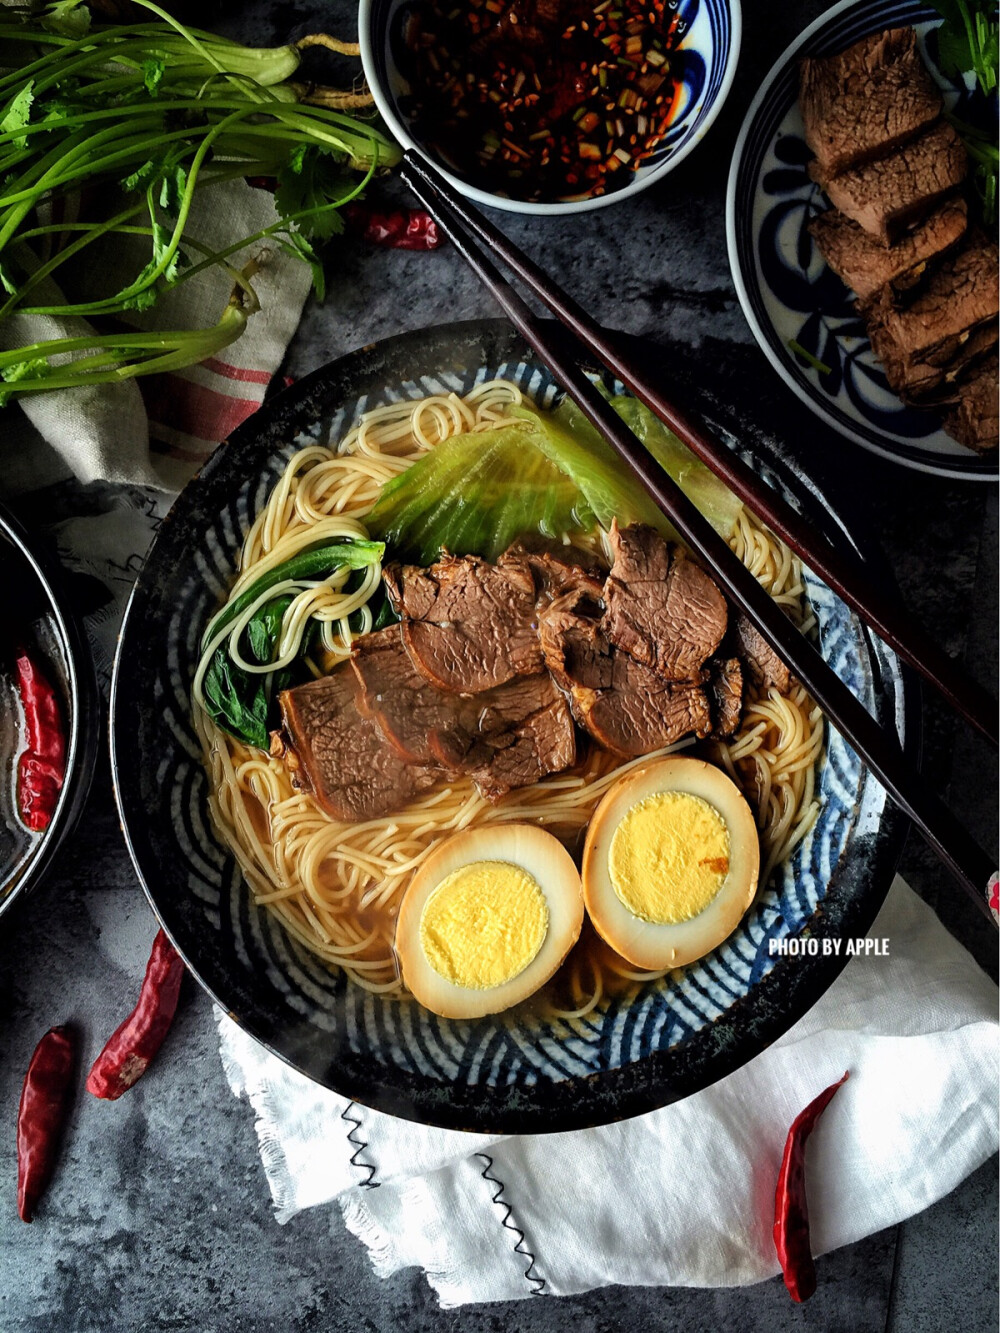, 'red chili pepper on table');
344,204,442,250
17,1026,76,1222
13,645,66,832
773,1070,850,1302
86,929,185,1101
